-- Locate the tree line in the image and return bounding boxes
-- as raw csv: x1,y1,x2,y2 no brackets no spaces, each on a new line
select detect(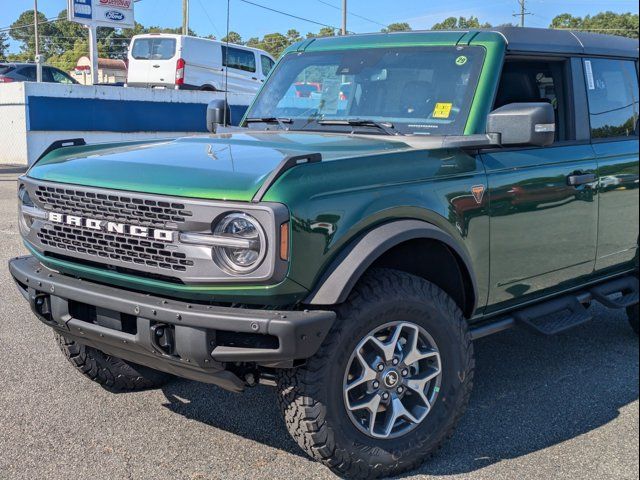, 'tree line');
1,9,637,72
